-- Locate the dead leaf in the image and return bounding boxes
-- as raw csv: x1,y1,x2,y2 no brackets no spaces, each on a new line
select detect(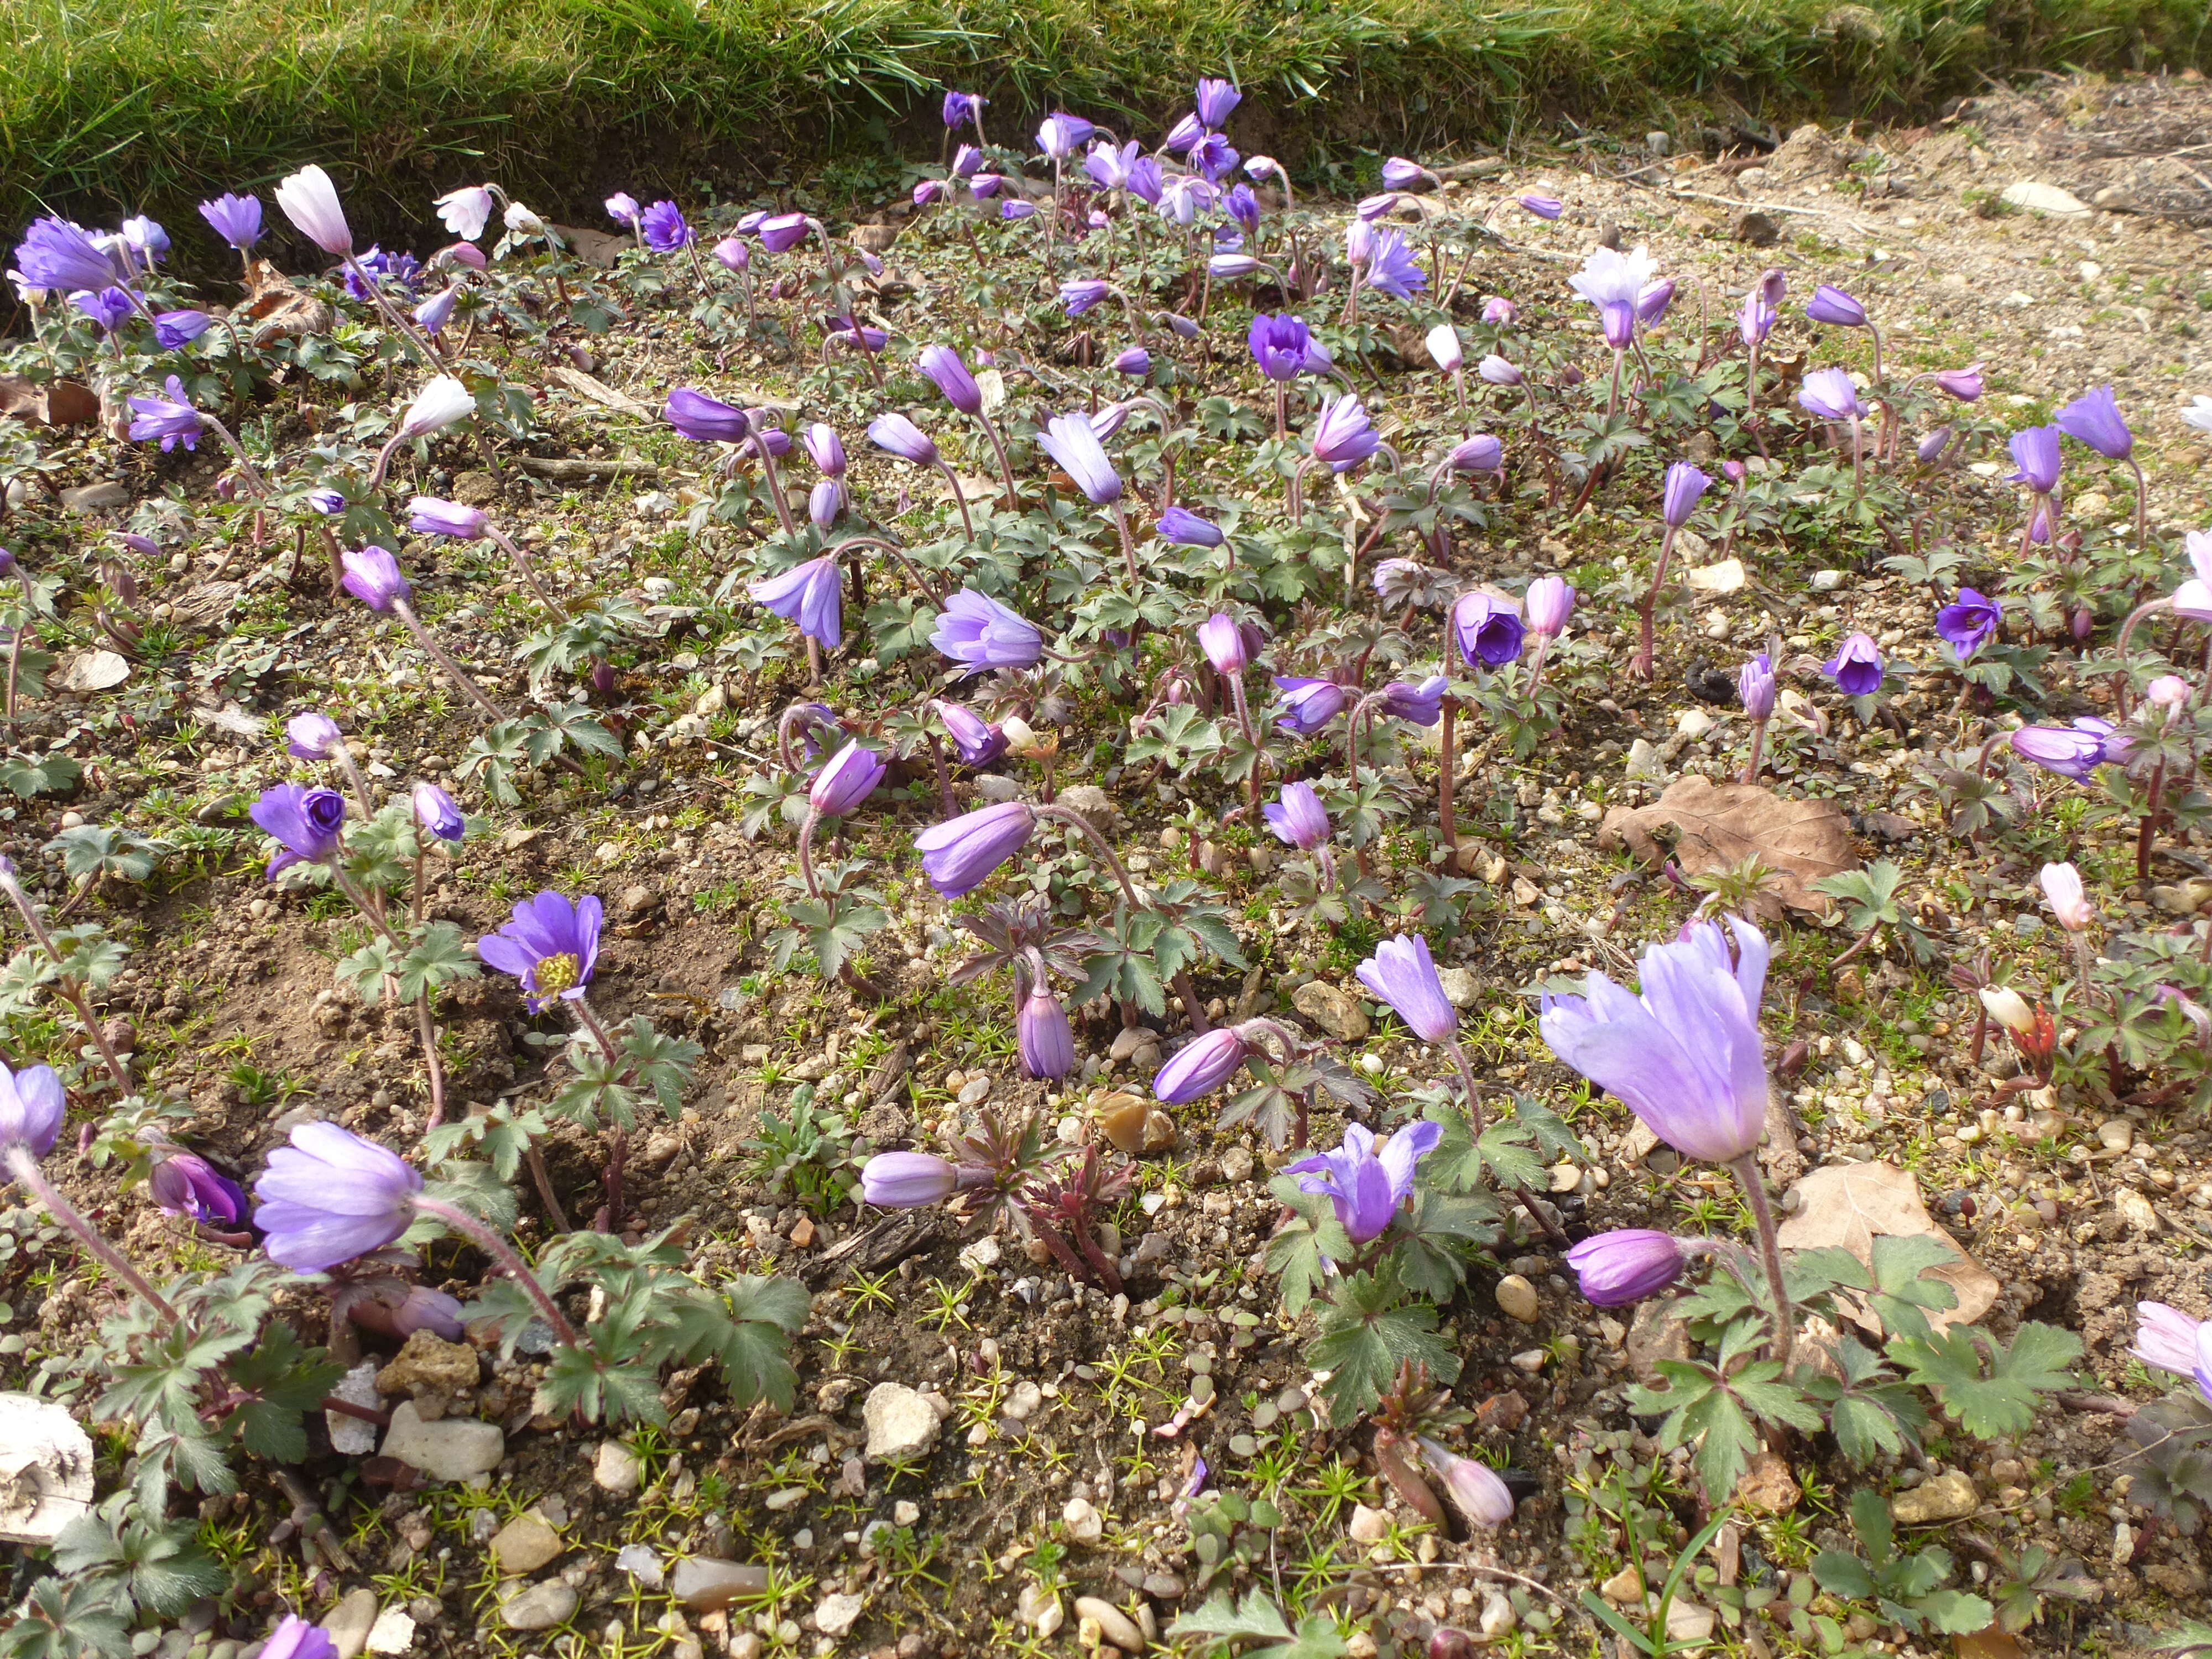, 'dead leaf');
549,225,629,268
59,651,129,692
1598,775,1858,917
1775,1160,1998,1334
238,263,333,345
543,364,654,416
1734,1450,1801,1514
0,375,97,427
1953,1630,2023,1659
